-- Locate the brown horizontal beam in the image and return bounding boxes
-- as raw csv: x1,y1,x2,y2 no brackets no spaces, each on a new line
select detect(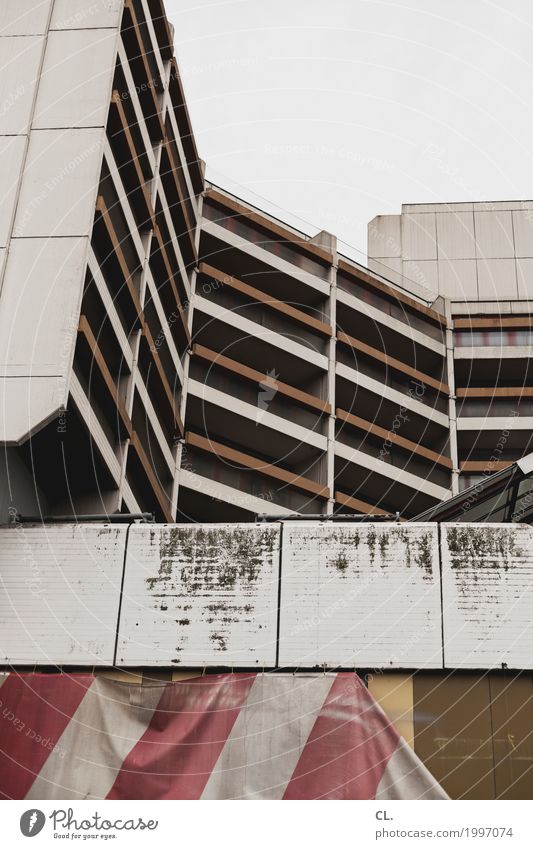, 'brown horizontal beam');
205,188,334,266
336,408,452,469
129,430,174,522
77,316,132,438
109,90,155,228
94,195,143,321
193,344,331,415
459,460,513,473
334,490,390,516
198,262,332,337
456,386,533,398
336,329,448,395
454,316,533,329
185,431,330,498
338,258,447,329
